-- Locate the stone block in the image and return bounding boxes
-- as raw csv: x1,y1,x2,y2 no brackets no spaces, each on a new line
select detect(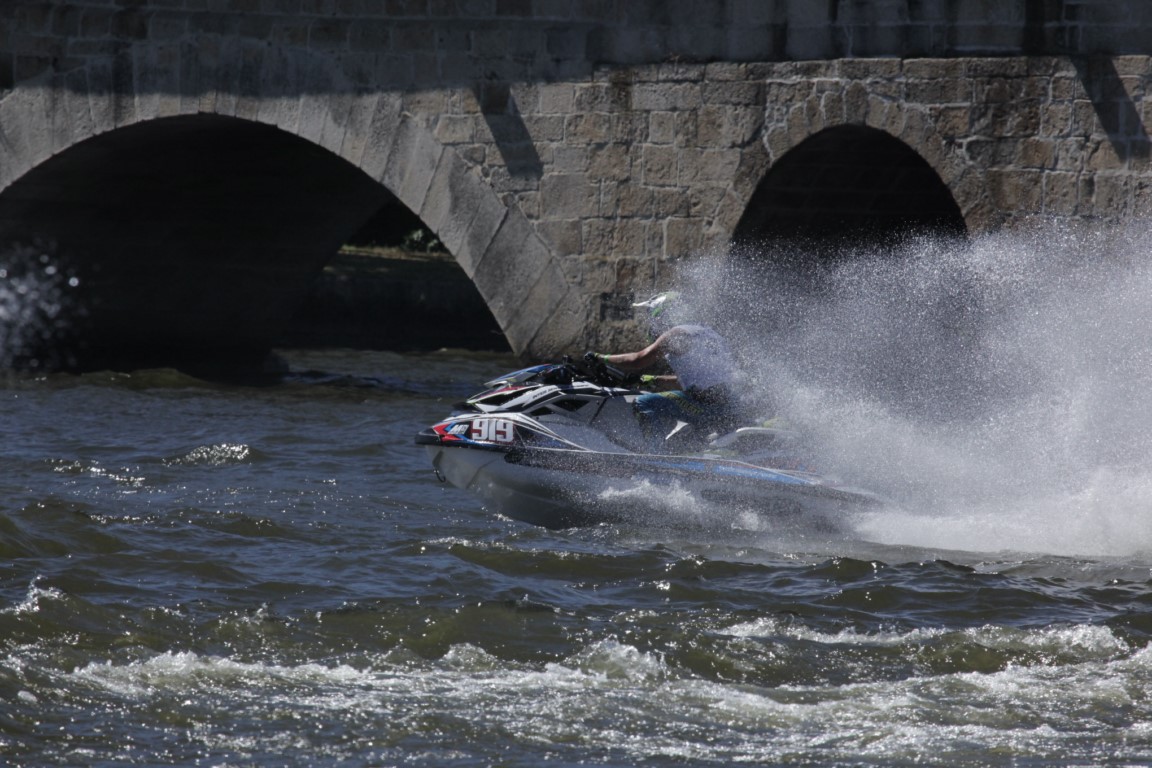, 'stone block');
663,216,705,258
631,82,702,112
1085,140,1125,171
649,112,672,145
211,37,245,118
296,88,330,145
85,57,116,135
256,44,306,129
337,90,381,166
587,143,631,181
764,79,813,104
820,89,845,125
609,218,650,258
357,90,403,180
929,104,971,137
565,112,612,145
695,105,727,147
966,57,1029,78
657,60,706,84
1040,101,1072,137
762,123,790,162
1066,99,1095,135
433,113,477,145
550,144,589,173
382,115,445,215
232,44,265,122
535,218,583,257
641,144,678,186
701,80,764,106
986,167,1043,212
730,105,764,146
523,285,587,361
421,149,475,250
111,50,137,127
580,219,615,261
472,210,545,322
454,182,508,278
539,172,594,218
612,113,649,145
537,81,575,114
651,187,690,217
318,89,354,154
1019,137,1057,169
1041,170,1078,215
670,108,699,149
1092,172,1131,216
906,77,972,105
704,62,751,82
613,183,655,217
679,147,739,185
1048,73,1079,103
902,58,964,80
